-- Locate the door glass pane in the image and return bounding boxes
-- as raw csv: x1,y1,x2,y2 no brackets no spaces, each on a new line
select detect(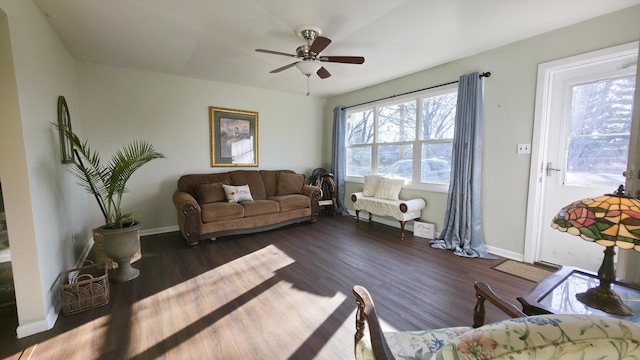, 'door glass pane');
564,76,635,187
